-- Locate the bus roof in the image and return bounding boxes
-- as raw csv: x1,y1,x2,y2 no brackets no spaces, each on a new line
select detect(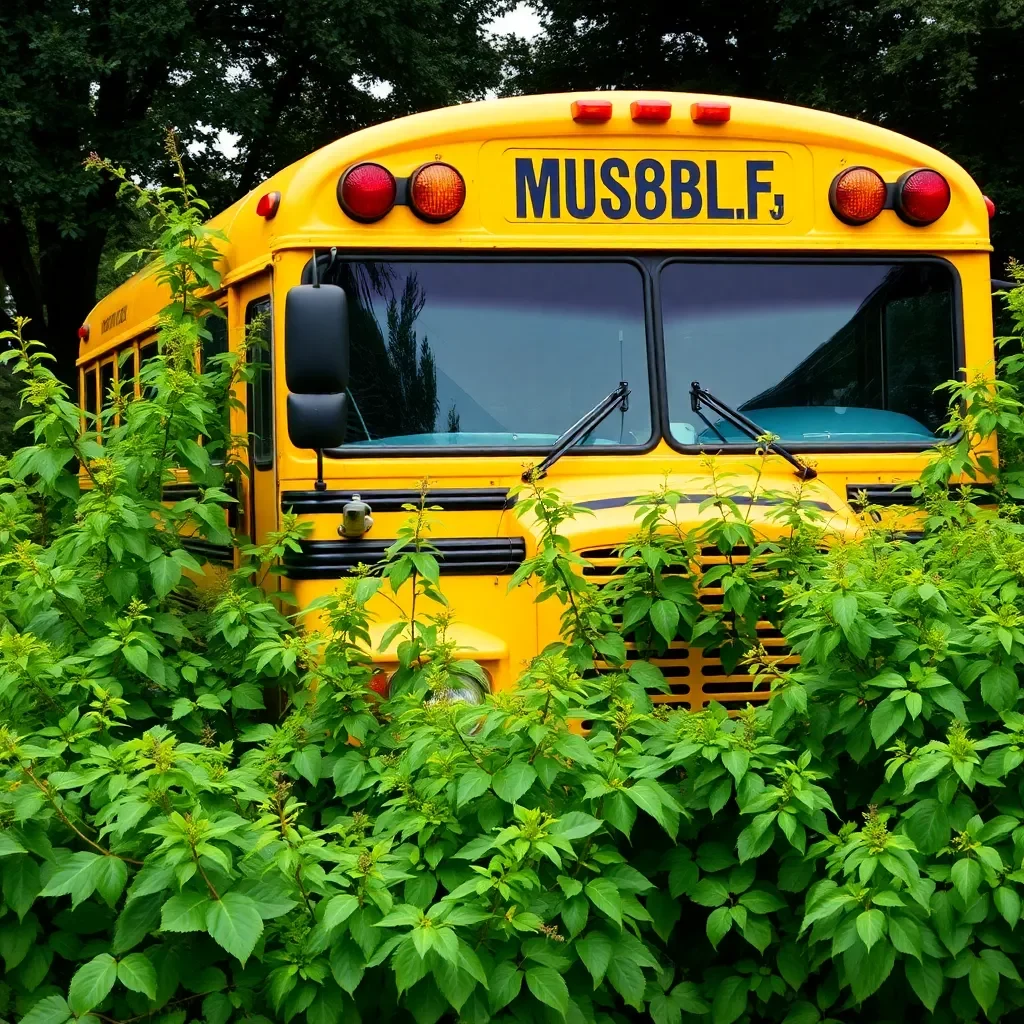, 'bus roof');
80,90,991,364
